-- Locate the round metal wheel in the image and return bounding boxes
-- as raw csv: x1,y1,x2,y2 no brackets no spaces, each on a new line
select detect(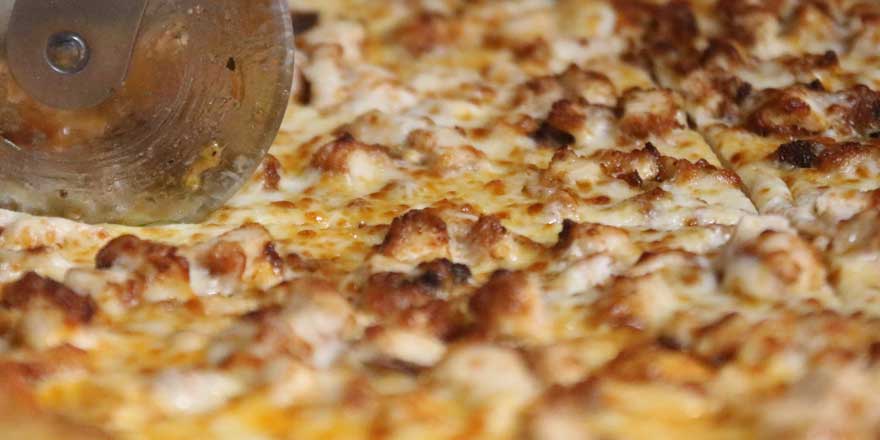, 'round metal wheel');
0,0,295,225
